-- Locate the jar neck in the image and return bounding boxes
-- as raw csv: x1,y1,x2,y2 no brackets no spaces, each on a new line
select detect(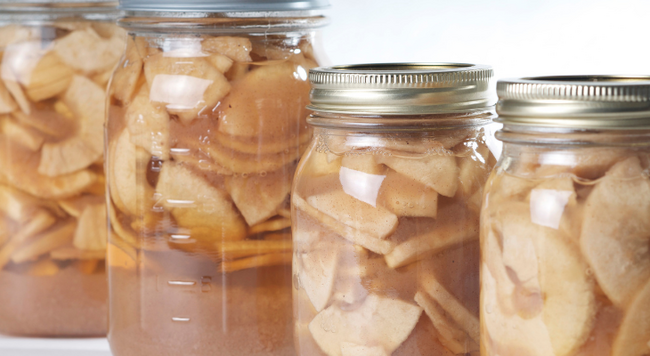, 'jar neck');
308,109,496,133
0,2,118,23
118,11,328,34
497,123,650,148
